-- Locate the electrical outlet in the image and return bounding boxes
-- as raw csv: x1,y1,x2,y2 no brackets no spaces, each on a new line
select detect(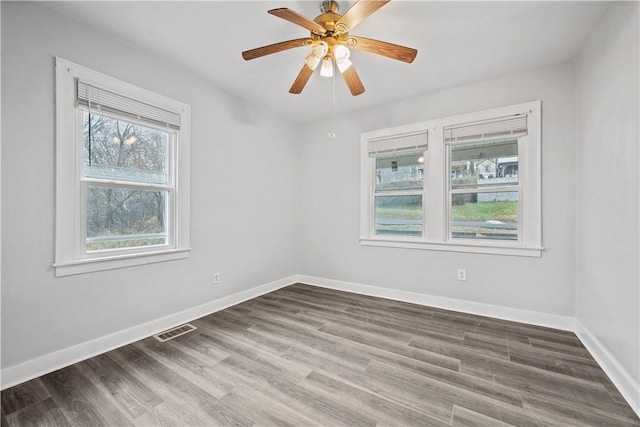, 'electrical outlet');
457,268,467,281
213,272,221,284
